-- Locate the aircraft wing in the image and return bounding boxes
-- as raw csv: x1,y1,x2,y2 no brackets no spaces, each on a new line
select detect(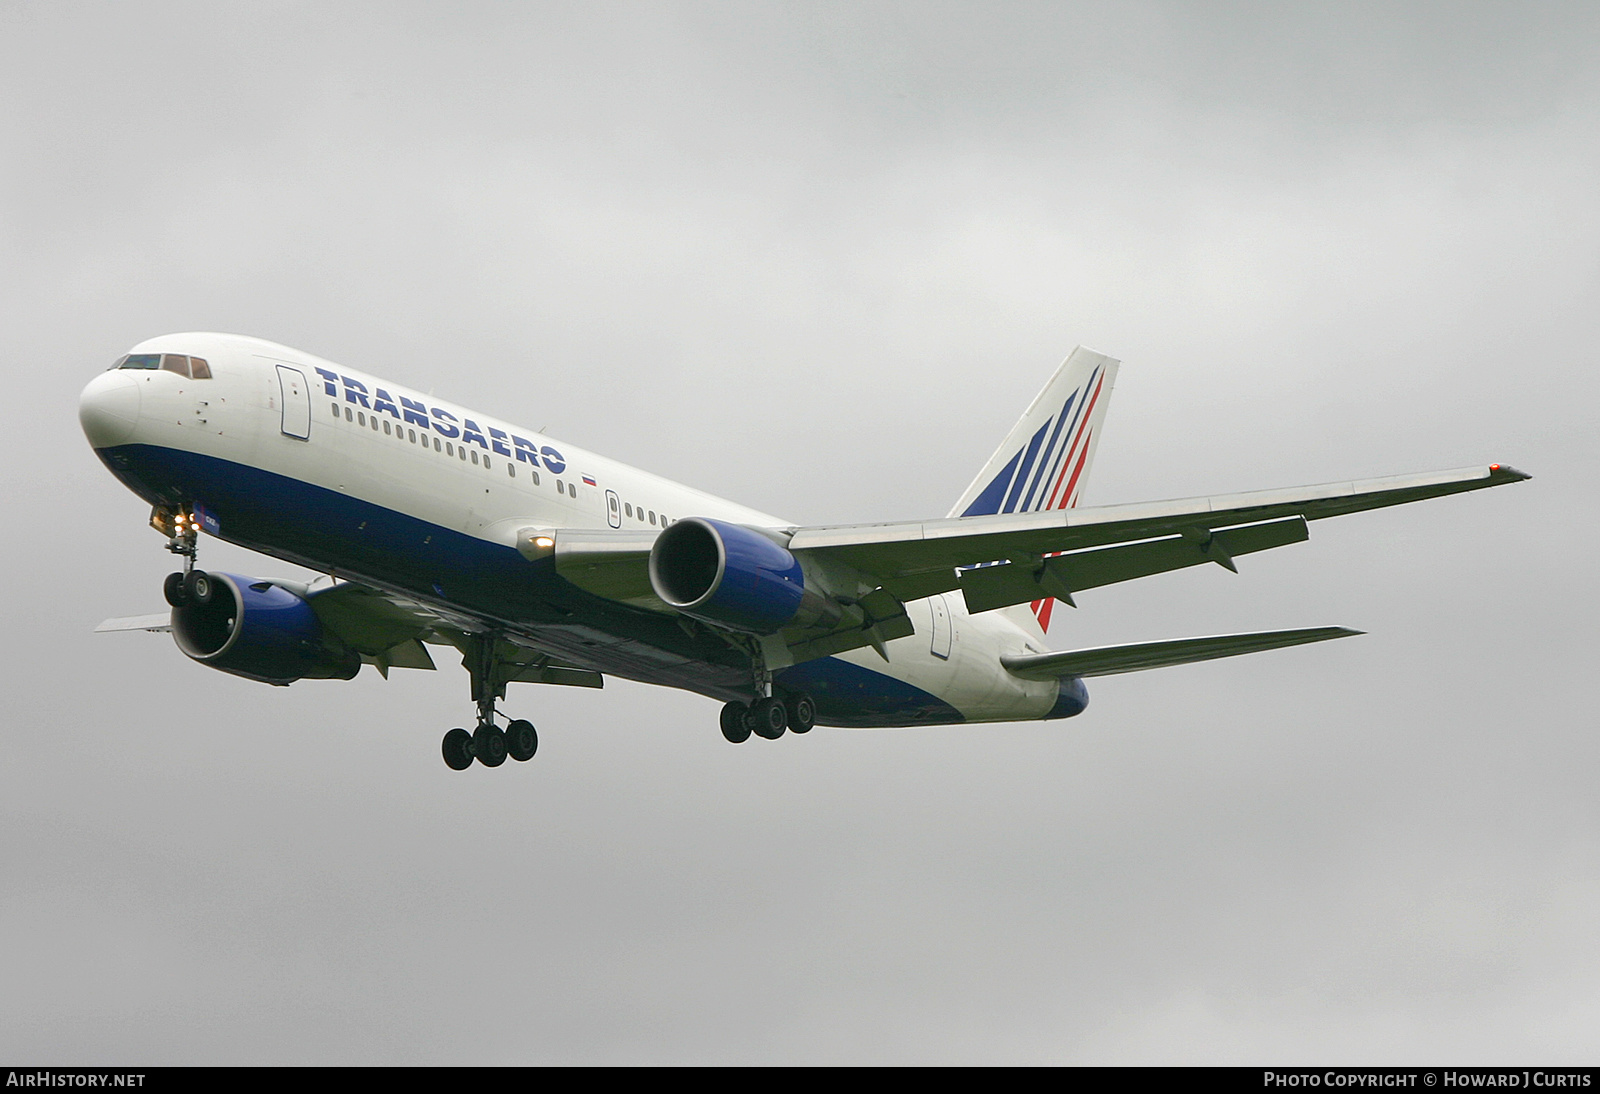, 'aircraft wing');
999,626,1361,679
788,463,1529,613
95,613,173,633
304,581,603,686
95,582,604,688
